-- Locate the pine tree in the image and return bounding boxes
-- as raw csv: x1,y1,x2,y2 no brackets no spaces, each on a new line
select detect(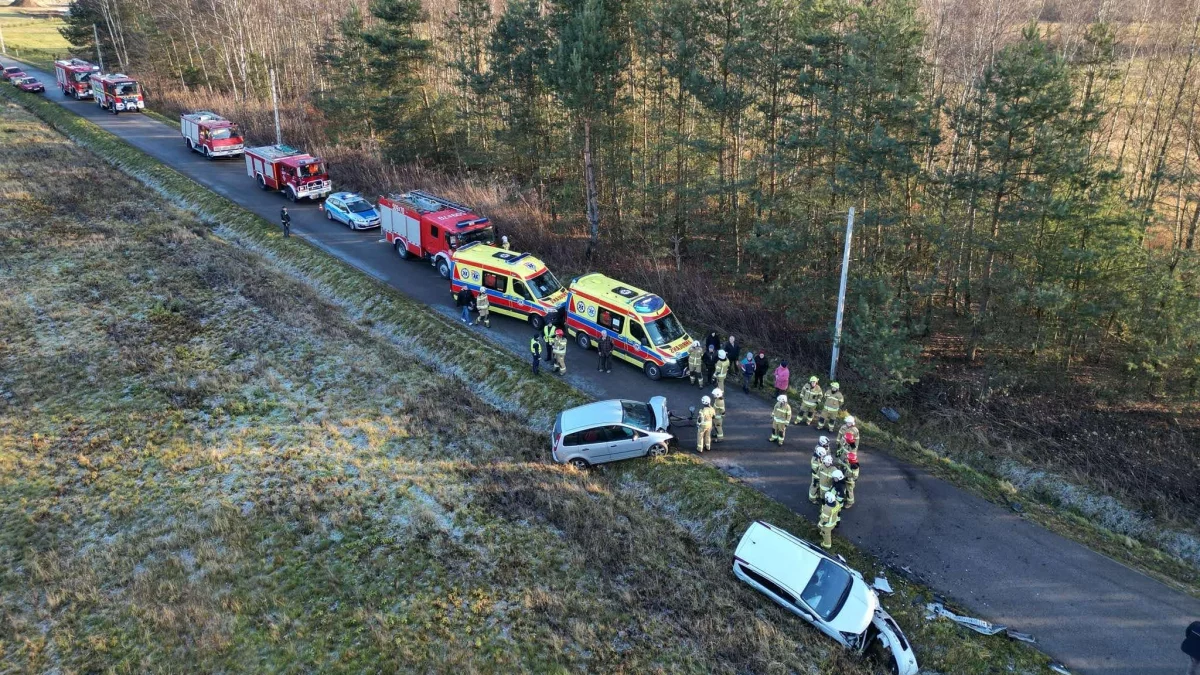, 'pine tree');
360,0,437,163
489,0,553,180
445,0,495,165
